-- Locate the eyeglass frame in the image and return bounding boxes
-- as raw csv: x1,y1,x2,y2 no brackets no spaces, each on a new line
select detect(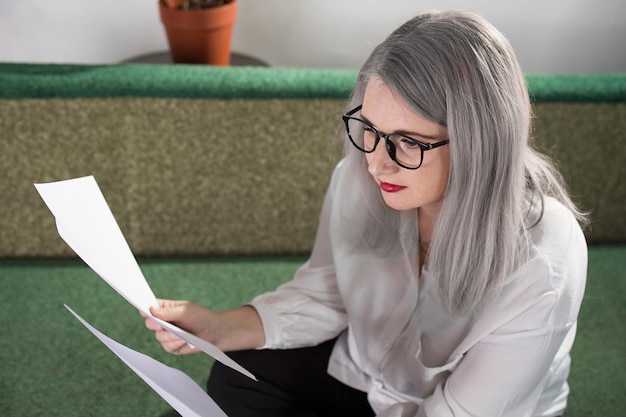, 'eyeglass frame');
342,105,450,170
